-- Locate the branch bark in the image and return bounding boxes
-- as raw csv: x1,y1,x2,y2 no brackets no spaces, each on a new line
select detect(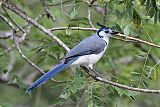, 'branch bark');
50,27,160,48
2,1,70,52
82,66,160,94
